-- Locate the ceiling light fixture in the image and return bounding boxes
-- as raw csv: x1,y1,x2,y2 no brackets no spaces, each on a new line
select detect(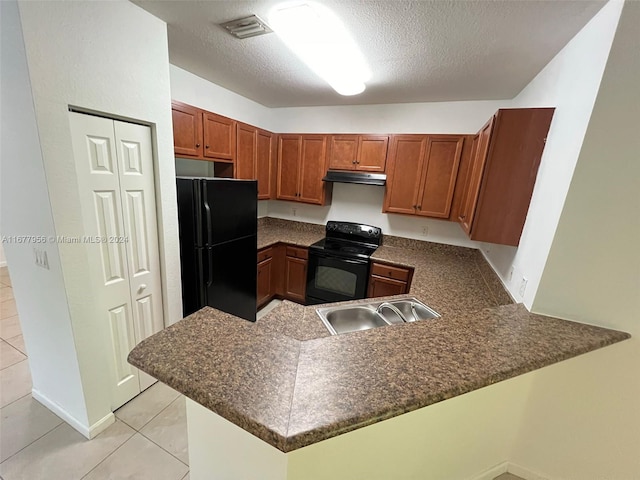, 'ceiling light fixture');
268,2,371,96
